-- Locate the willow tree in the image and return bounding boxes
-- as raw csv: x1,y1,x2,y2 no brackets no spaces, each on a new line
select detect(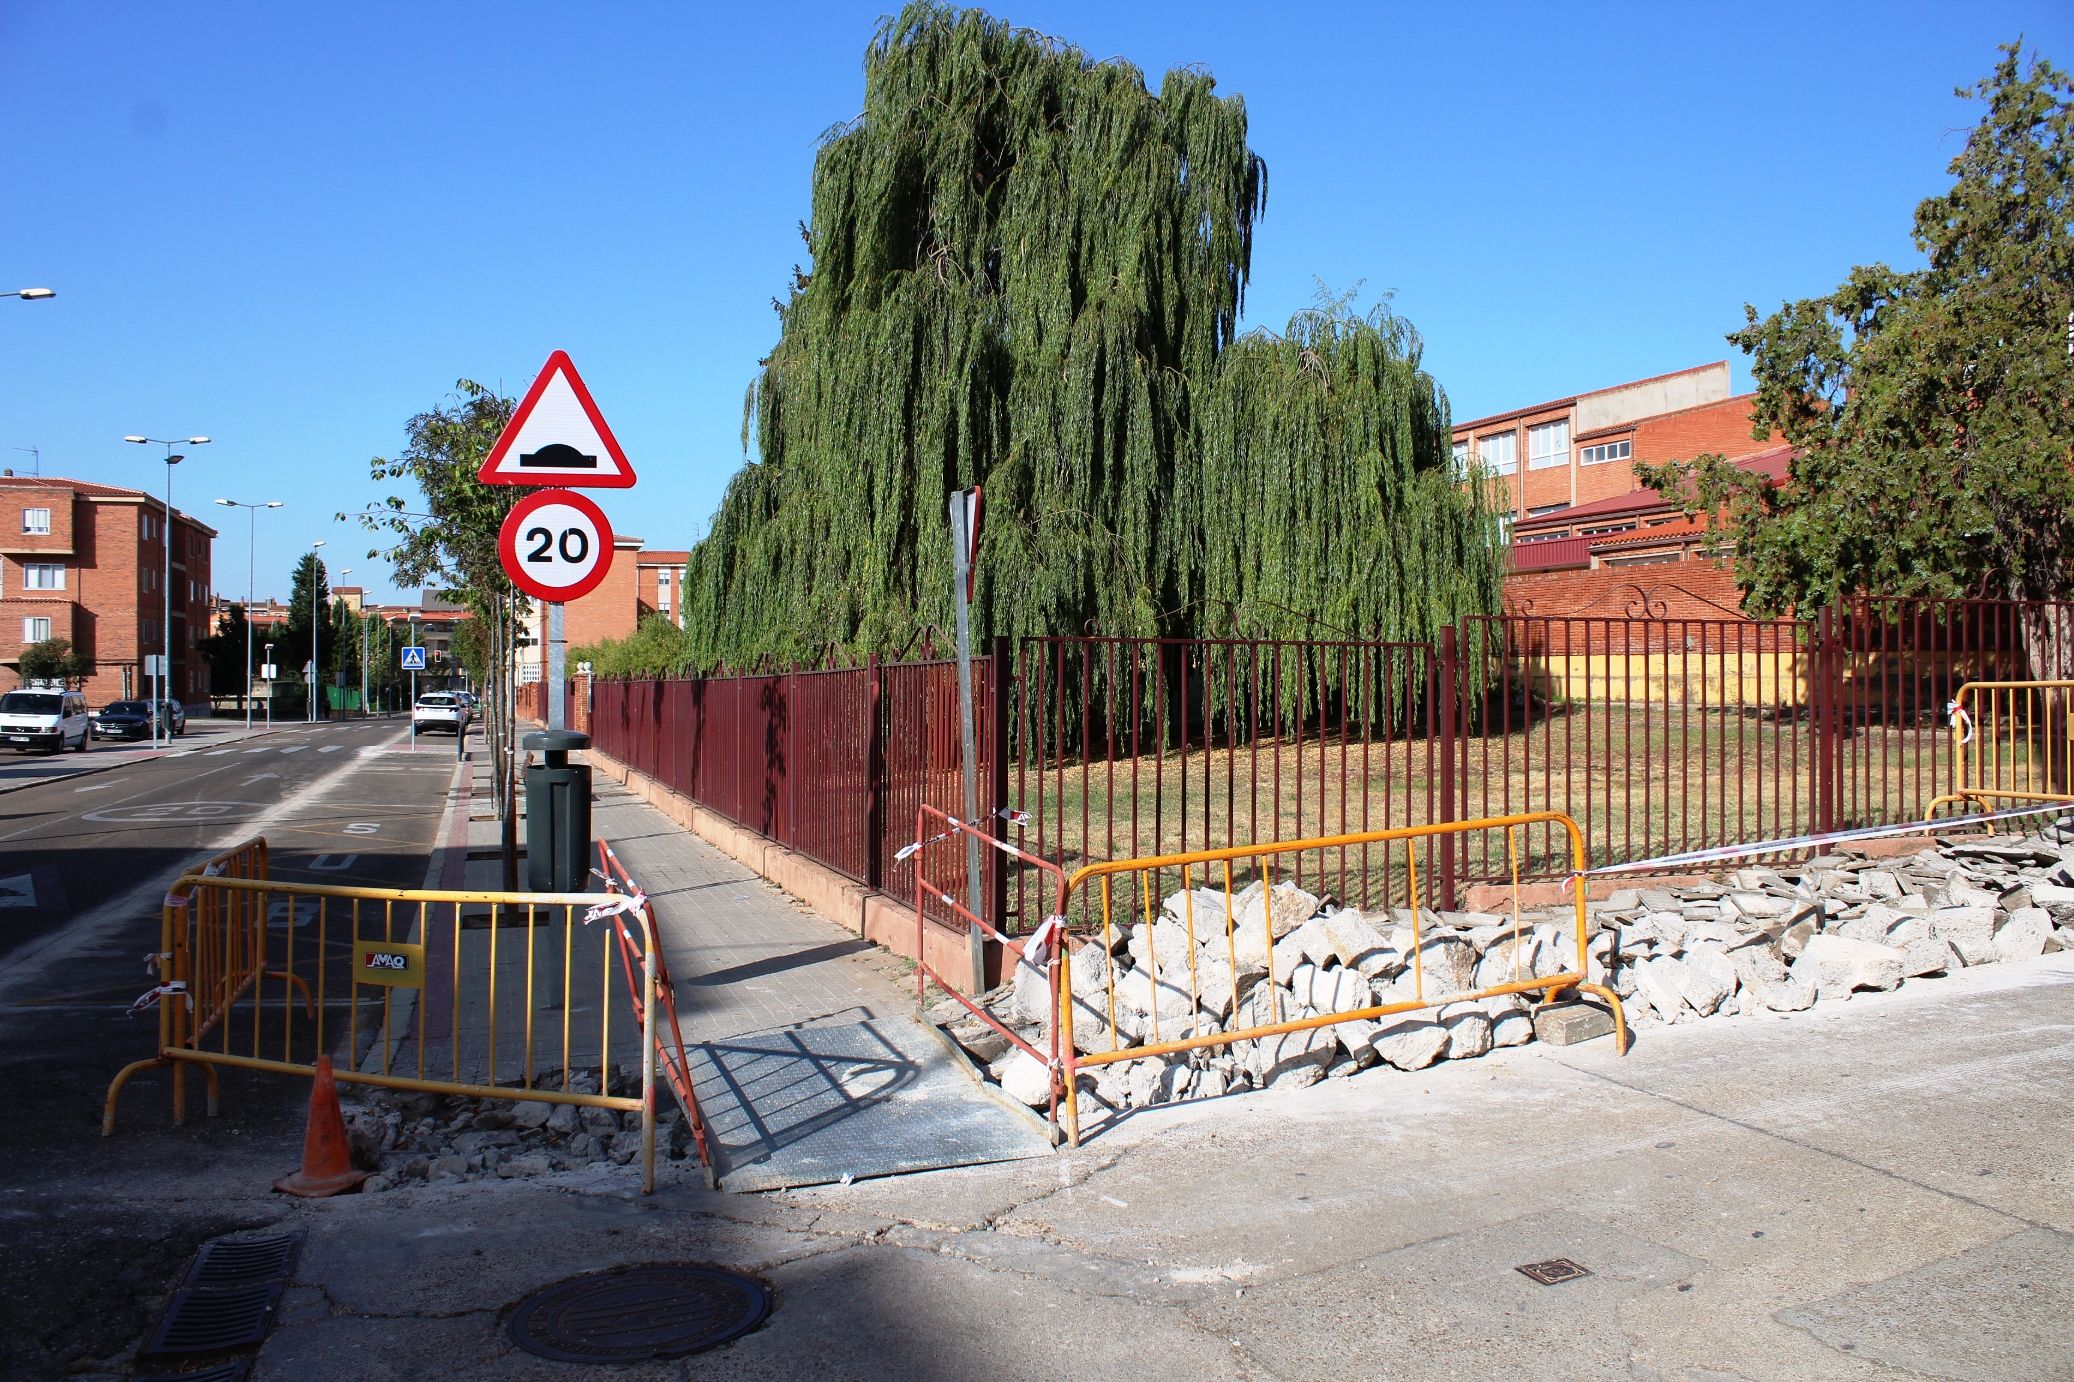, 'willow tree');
678,2,1499,673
